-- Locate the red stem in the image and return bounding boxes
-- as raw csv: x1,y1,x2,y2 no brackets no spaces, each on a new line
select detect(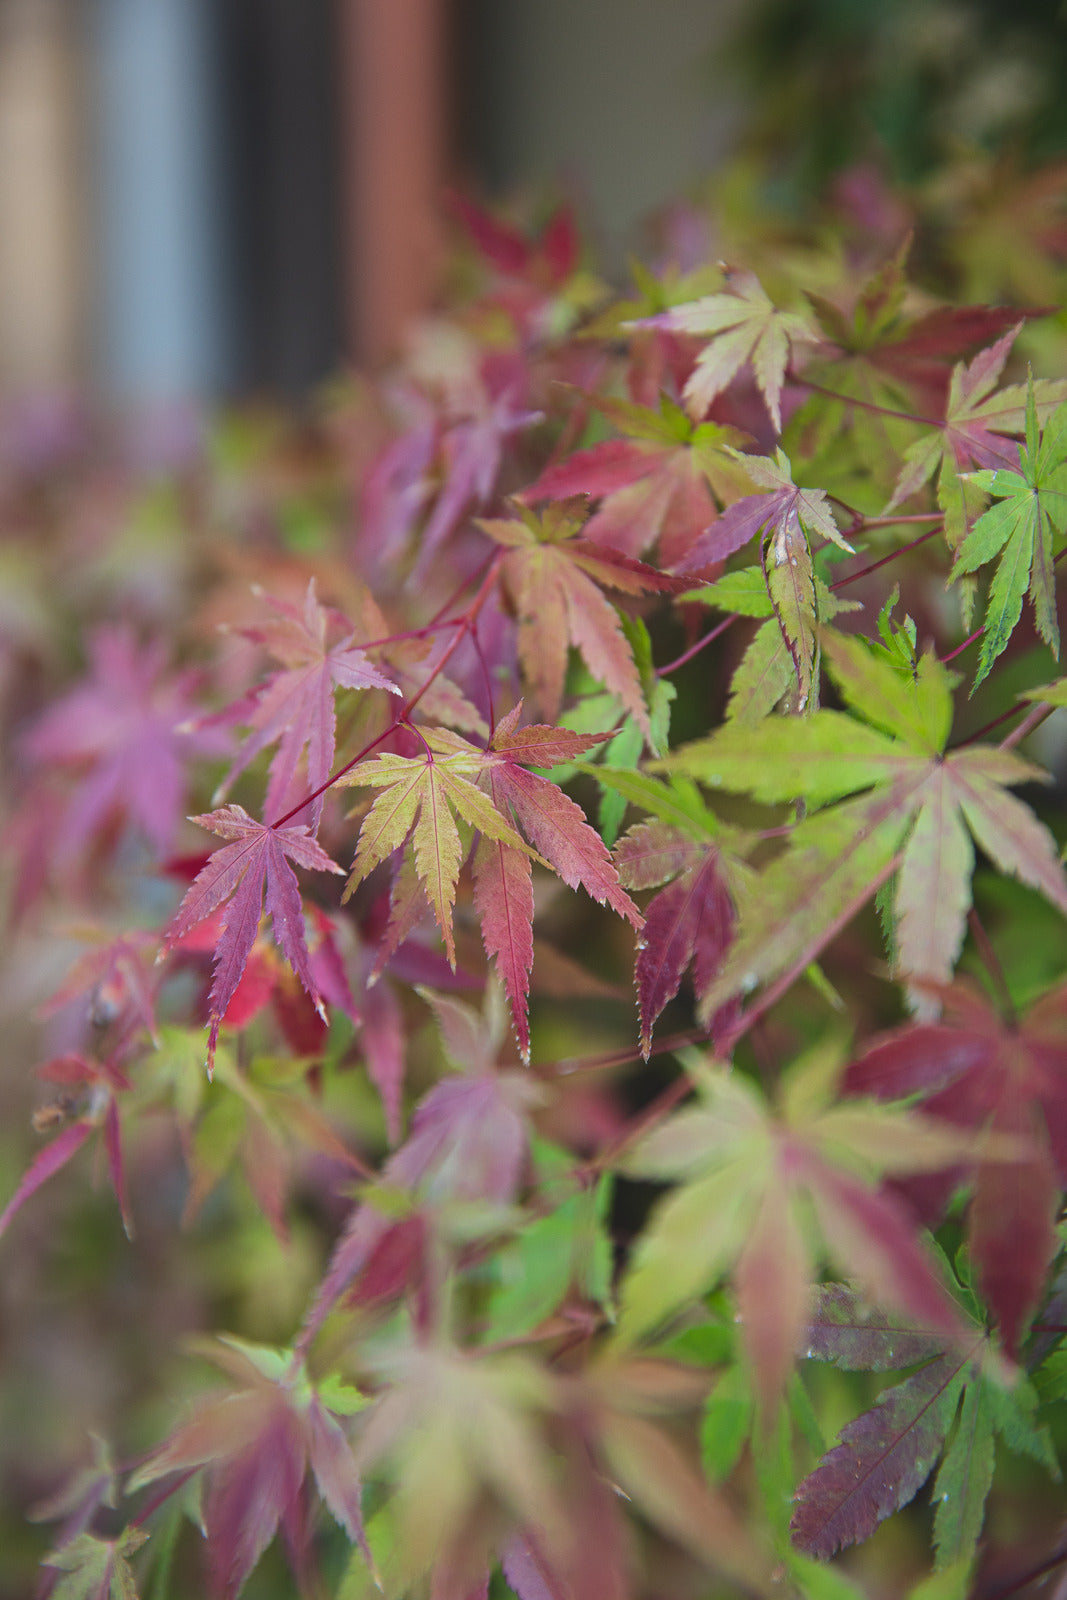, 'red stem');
656,613,739,677
829,524,942,589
